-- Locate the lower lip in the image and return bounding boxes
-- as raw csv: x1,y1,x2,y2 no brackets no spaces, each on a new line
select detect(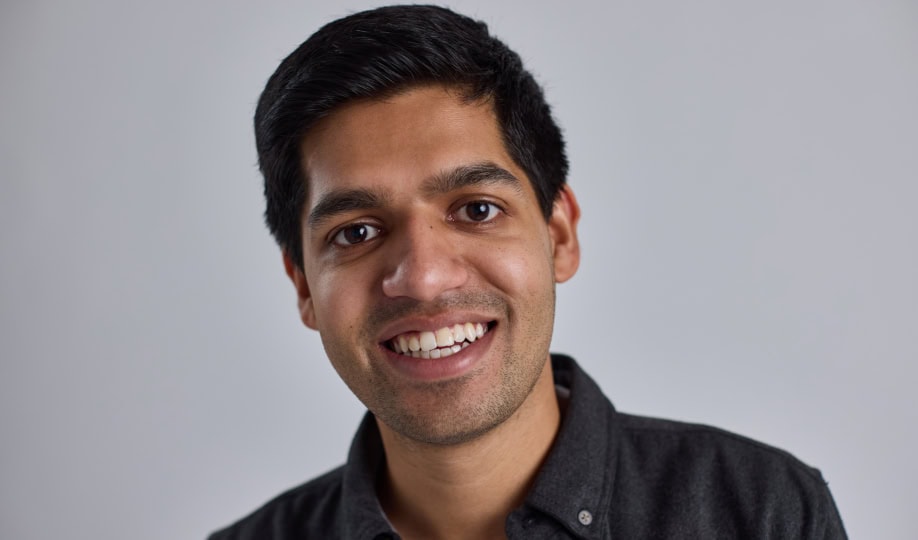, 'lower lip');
381,326,495,382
